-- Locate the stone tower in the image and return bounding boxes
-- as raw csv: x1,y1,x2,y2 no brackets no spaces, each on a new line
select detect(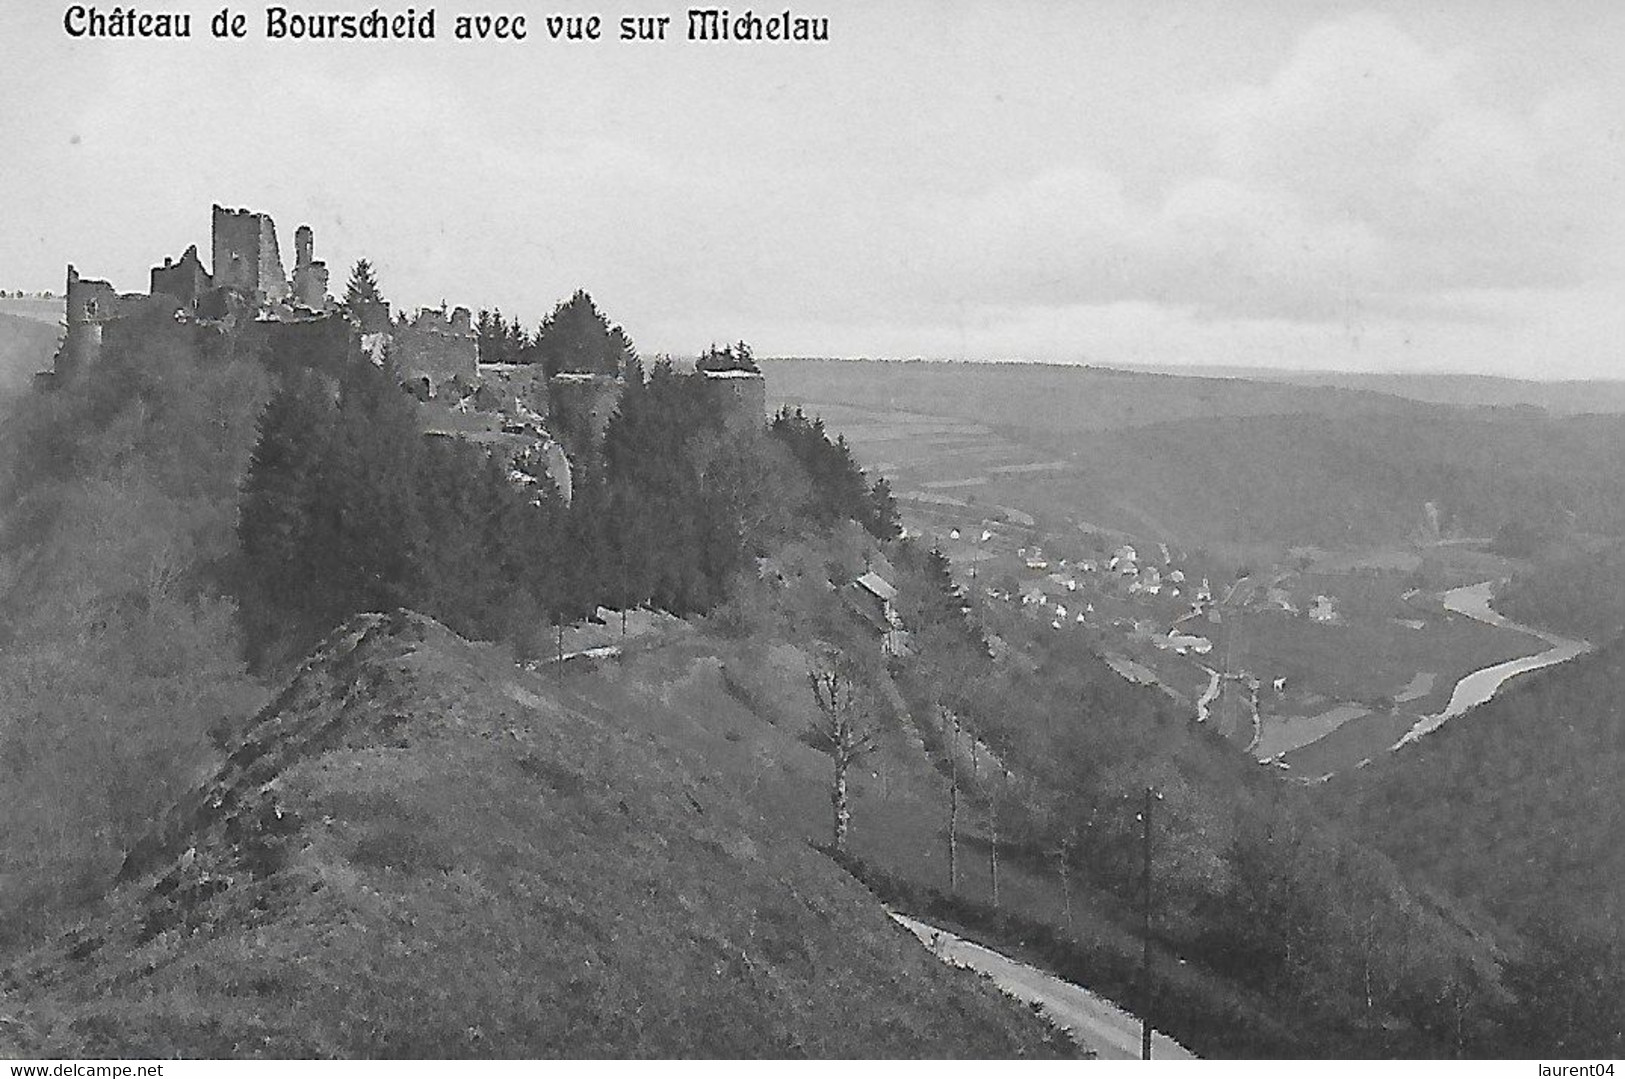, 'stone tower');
211,204,289,303
290,223,330,309
59,265,119,373
700,368,767,435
